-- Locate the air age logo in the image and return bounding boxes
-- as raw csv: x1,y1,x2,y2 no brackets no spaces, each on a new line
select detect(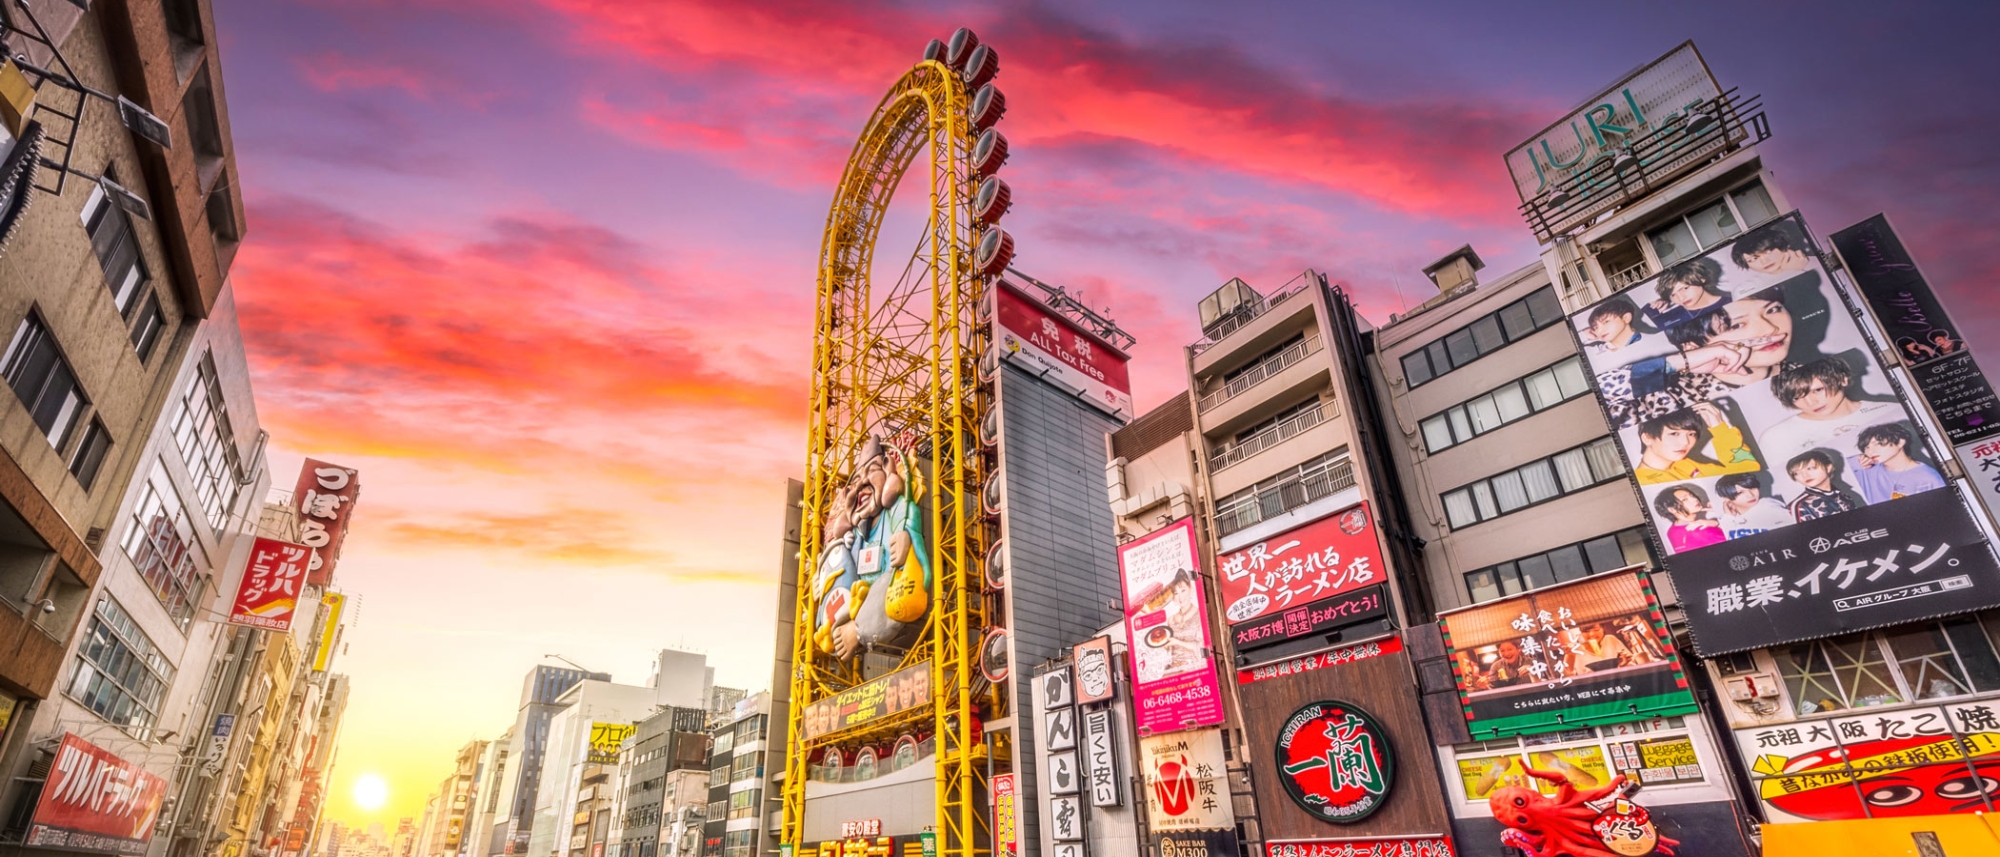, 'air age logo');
1809,528,1892,554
